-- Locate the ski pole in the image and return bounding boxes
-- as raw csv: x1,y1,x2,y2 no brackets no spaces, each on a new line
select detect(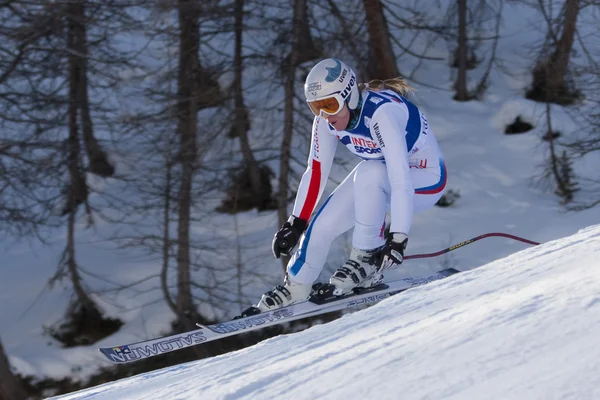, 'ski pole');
404,232,540,260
